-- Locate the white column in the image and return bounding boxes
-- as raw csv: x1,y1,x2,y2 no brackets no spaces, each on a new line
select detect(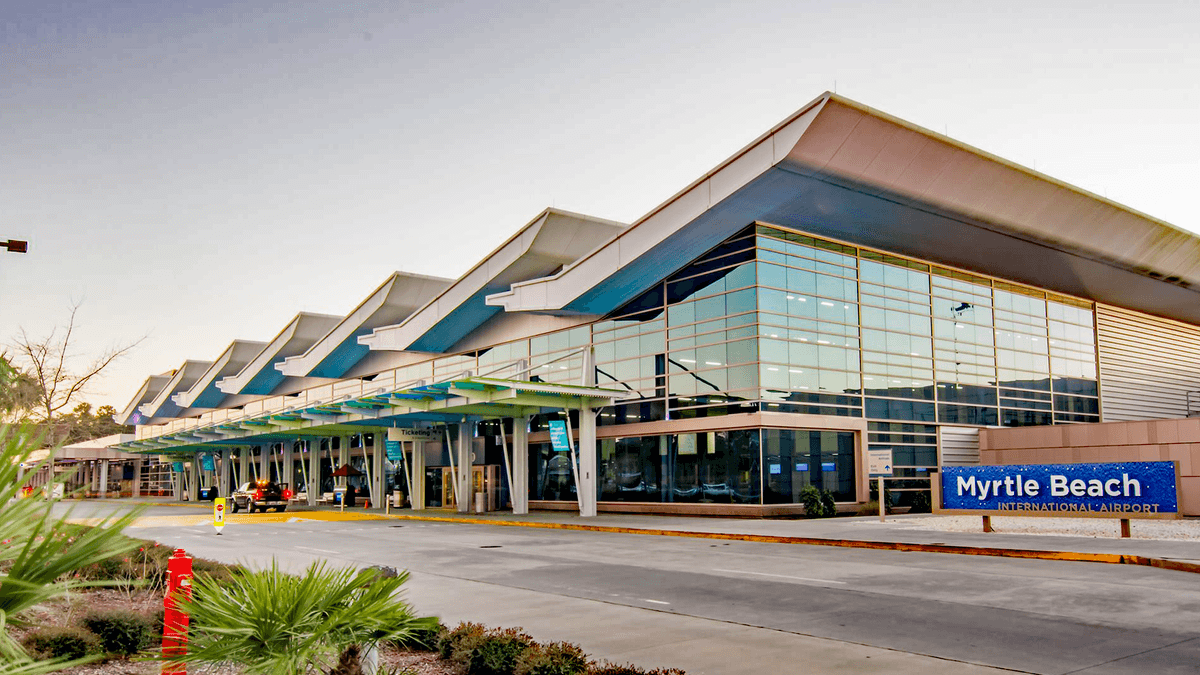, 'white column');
258,444,270,481
283,442,295,492
513,416,529,515
98,460,109,499
578,408,597,517
372,432,384,508
217,449,228,496
338,437,350,488
412,440,426,510
456,422,471,513
237,447,248,487
191,459,202,502
307,438,321,507
132,459,142,498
